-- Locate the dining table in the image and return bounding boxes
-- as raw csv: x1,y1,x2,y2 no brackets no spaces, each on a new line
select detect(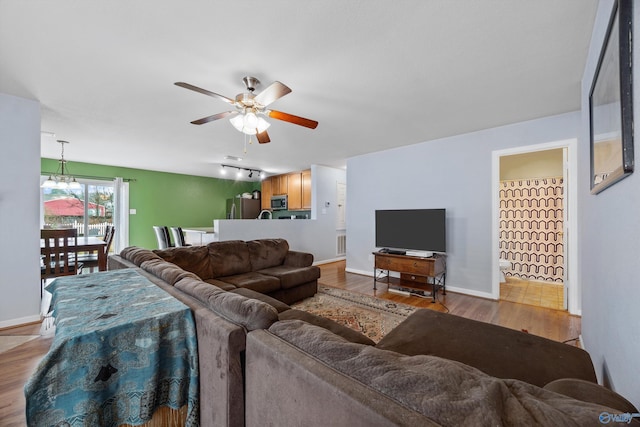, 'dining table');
40,235,108,271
